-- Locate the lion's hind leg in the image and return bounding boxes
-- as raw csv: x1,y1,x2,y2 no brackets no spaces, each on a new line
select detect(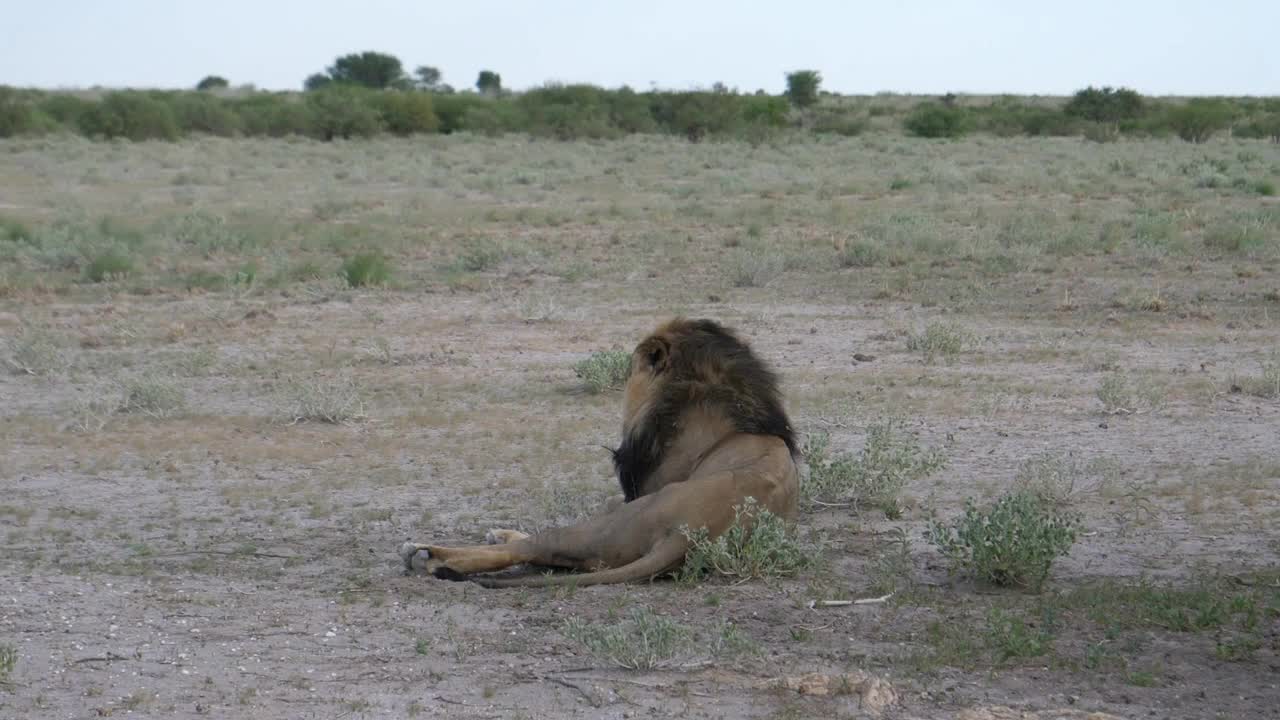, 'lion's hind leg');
484,528,530,545
400,540,539,580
